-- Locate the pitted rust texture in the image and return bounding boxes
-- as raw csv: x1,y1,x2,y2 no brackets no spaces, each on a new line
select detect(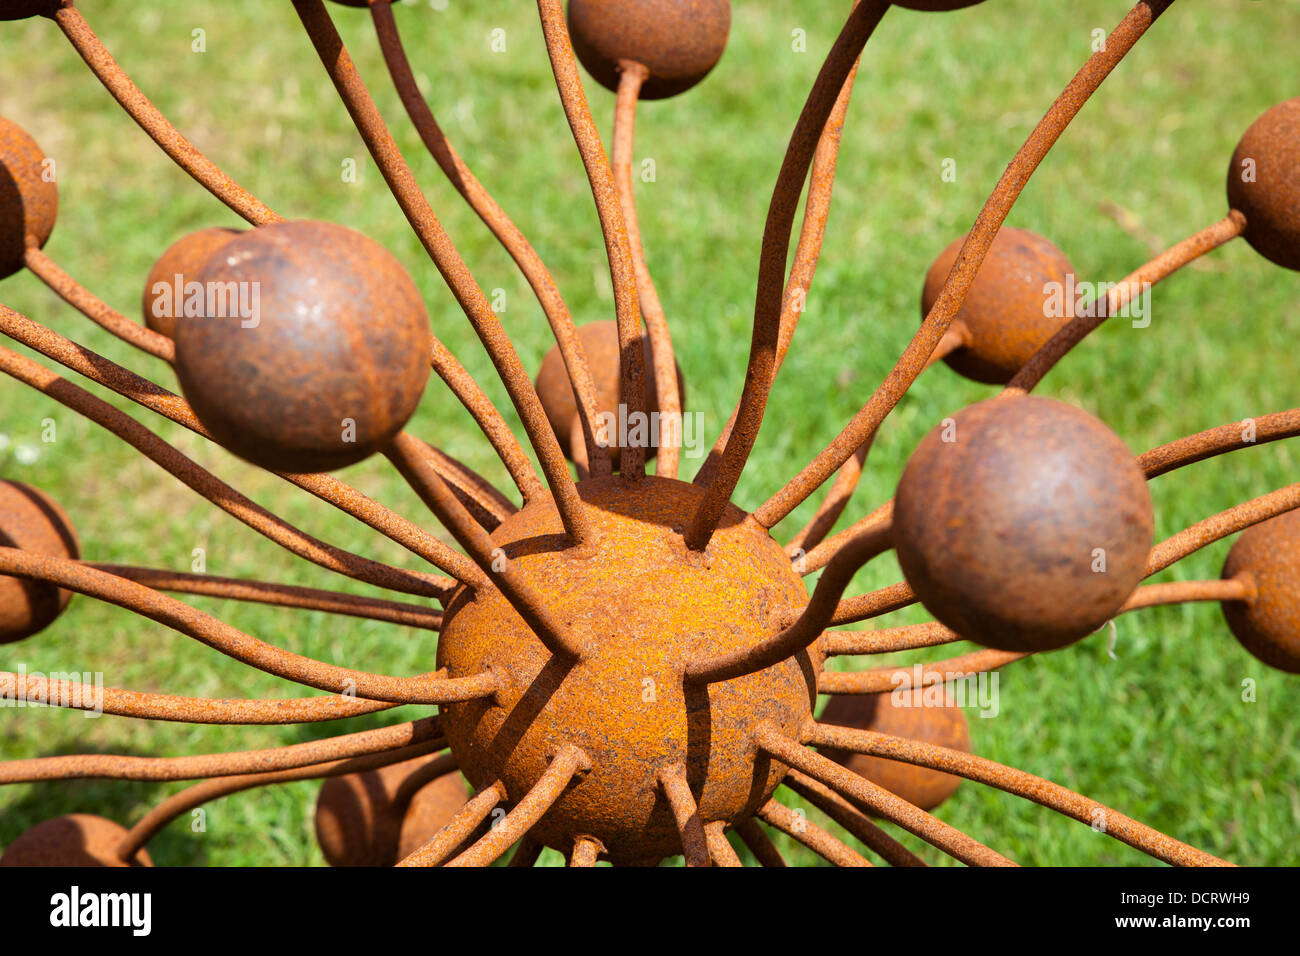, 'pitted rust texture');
1221,510,1300,674
921,227,1075,385
0,116,56,279
0,479,79,644
142,227,242,338
567,0,731,100
1228,97,1300,271
173,219,431,473
894,395,1153,653
0,814,152,868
